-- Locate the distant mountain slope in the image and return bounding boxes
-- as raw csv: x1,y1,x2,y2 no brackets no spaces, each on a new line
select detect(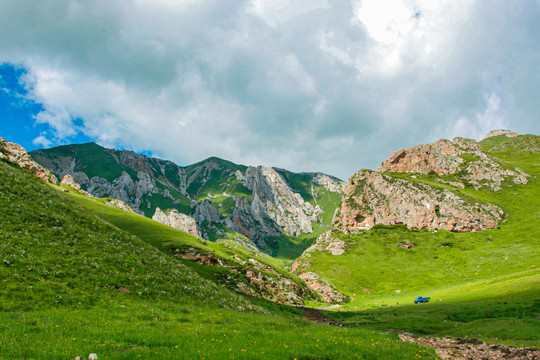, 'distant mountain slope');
30,143,344,254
